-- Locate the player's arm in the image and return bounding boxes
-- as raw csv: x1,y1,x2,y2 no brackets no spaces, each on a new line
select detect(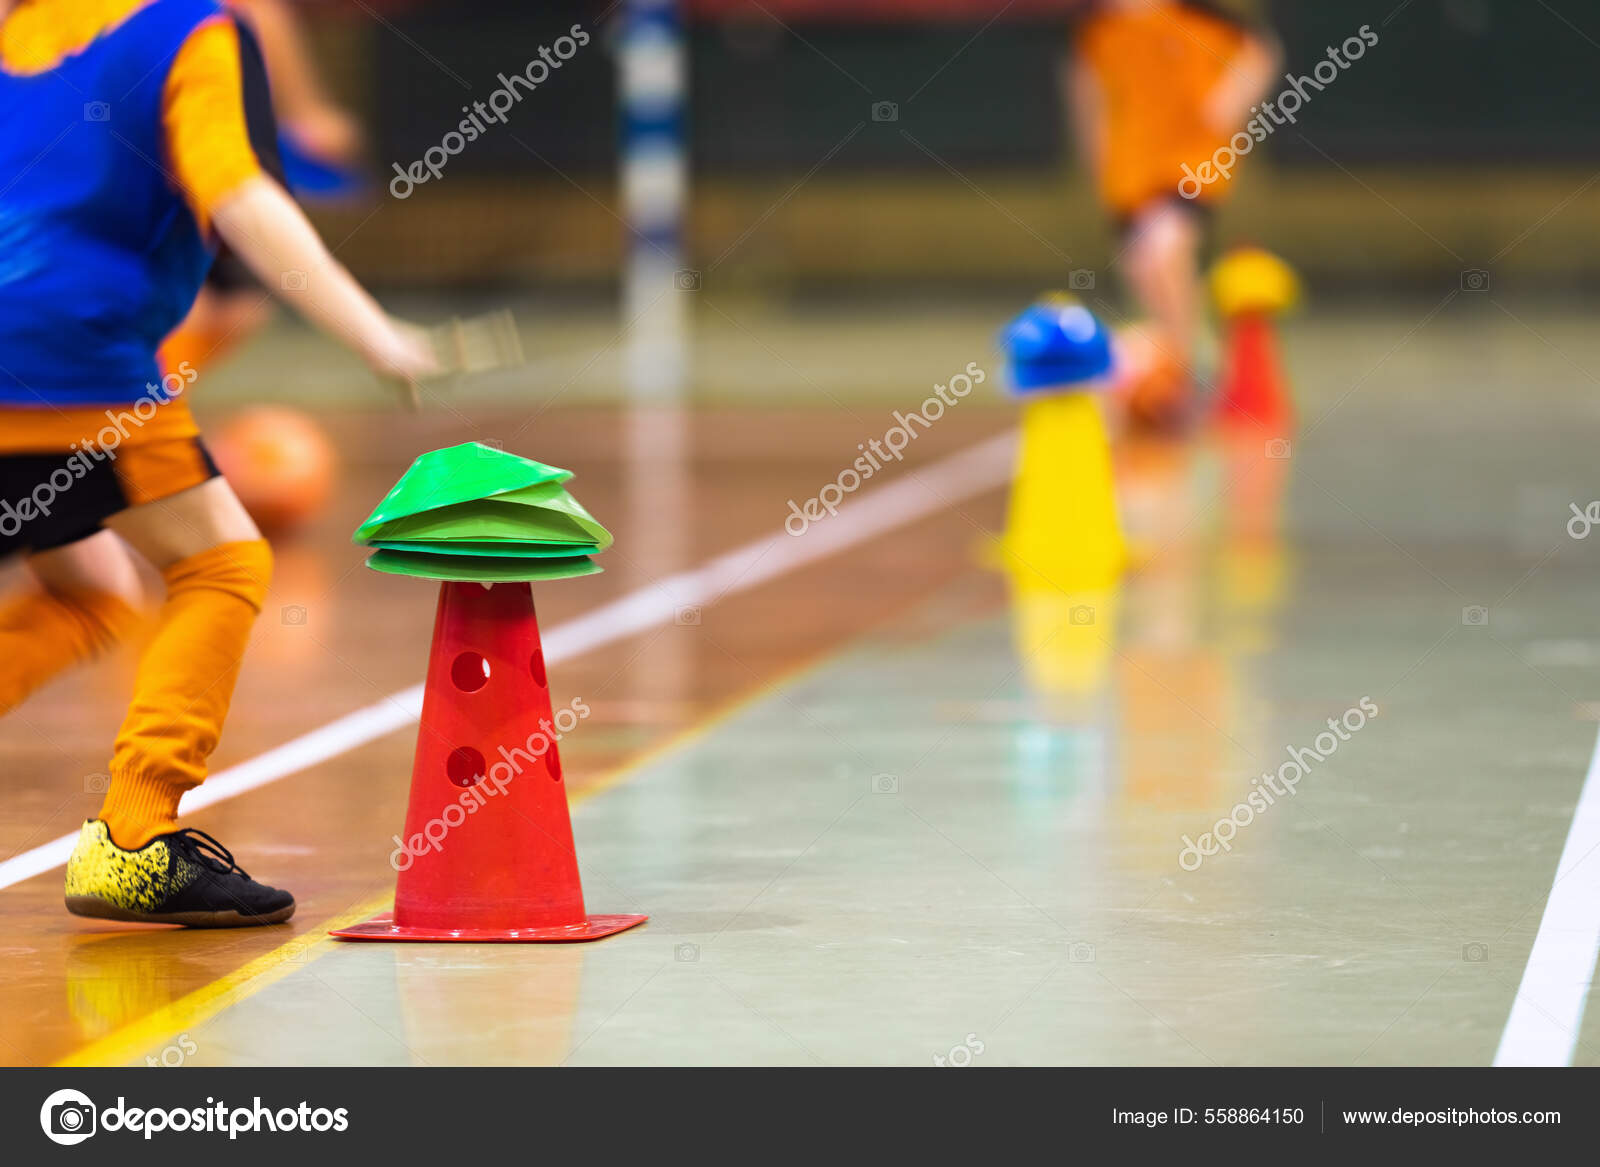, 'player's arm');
211,178,437,405
1063,49,1106,190
163,17,436,404
1202,26,1282,137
